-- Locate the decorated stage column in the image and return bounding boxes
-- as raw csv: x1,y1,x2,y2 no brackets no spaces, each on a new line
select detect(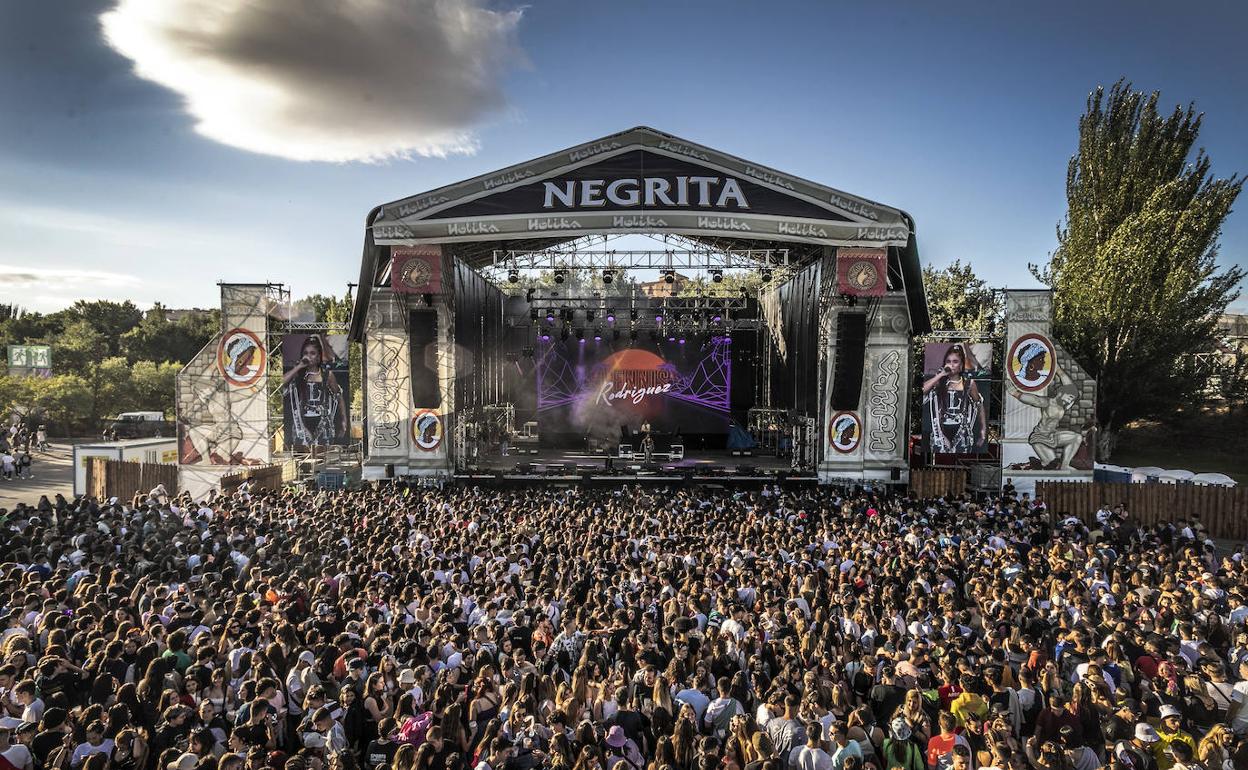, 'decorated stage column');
818,294,911,482
1000,290,1095,494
